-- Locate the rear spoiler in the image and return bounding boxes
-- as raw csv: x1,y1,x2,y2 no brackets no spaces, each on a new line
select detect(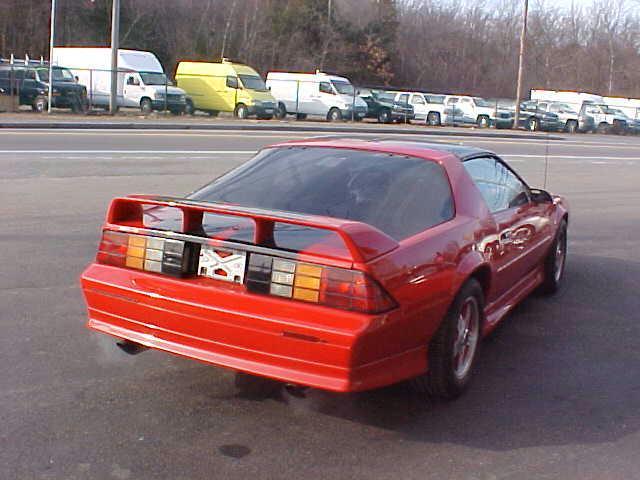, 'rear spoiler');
106,195,399,263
